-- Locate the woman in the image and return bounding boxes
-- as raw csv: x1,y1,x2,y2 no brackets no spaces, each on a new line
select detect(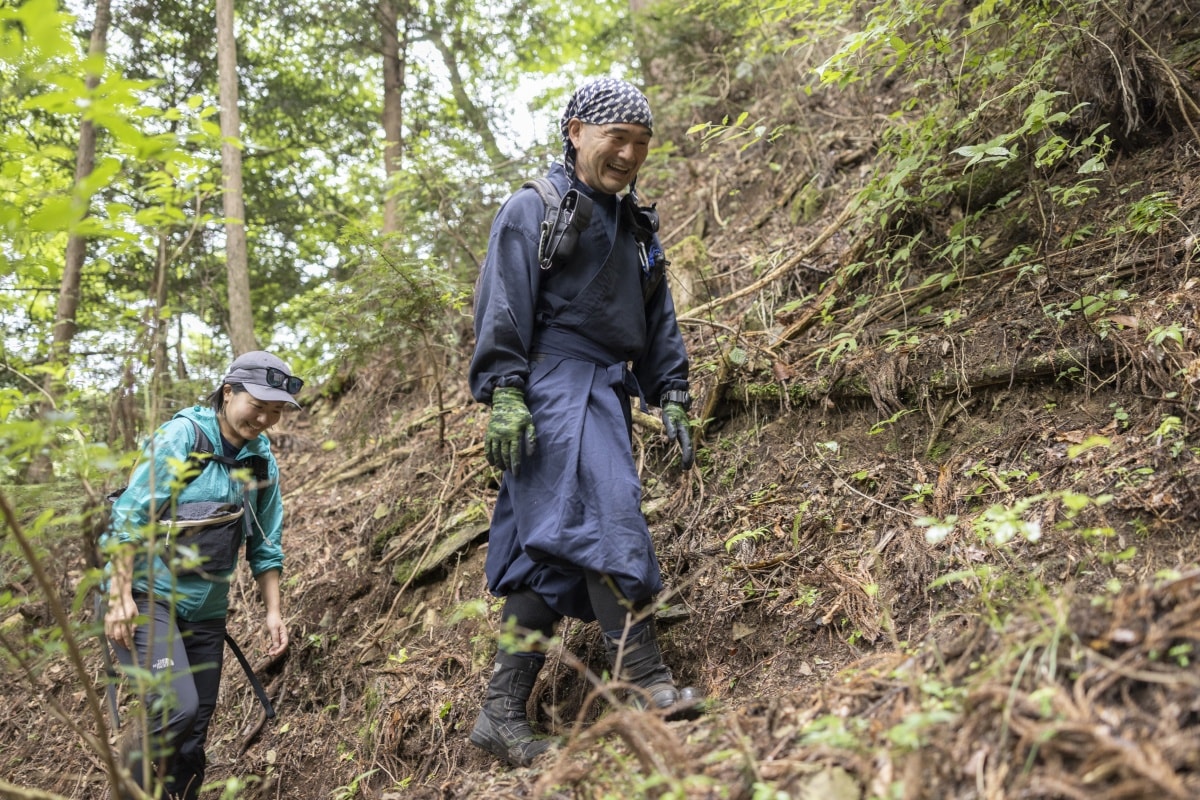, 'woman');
103,350,301,799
